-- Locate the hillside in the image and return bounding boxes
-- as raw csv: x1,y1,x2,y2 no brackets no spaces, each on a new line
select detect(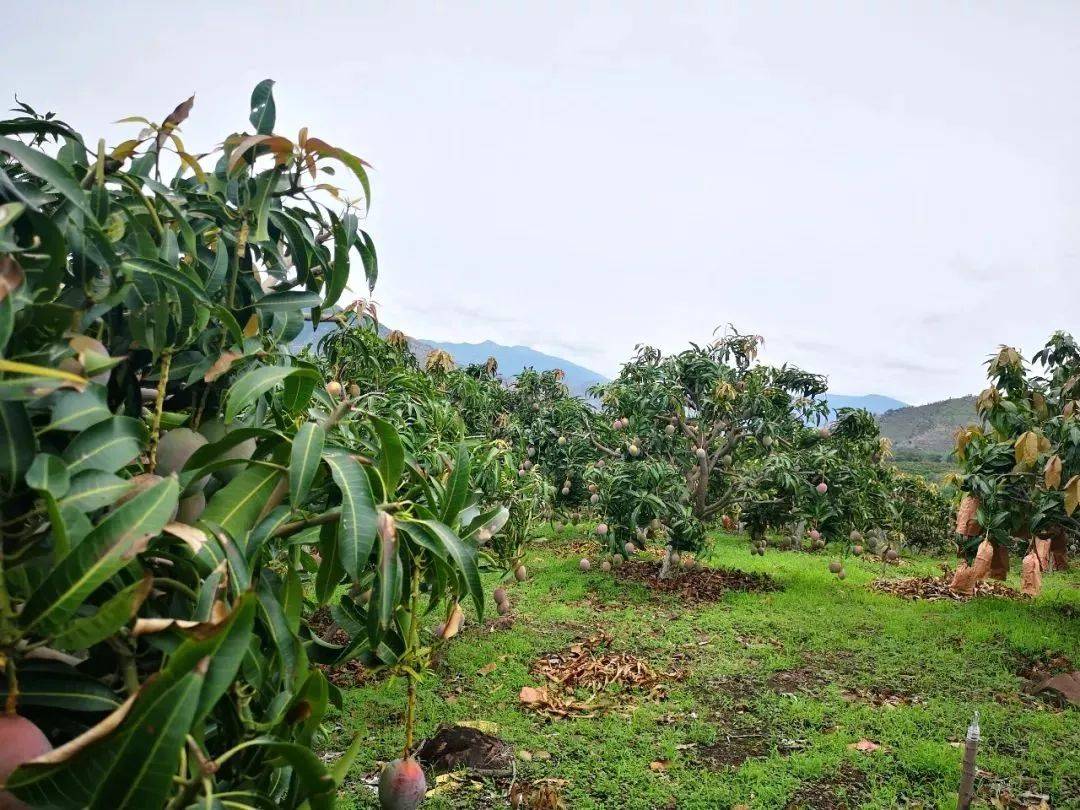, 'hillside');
418,338,607,397
877,395,977,458
291,322,609,397
824,393,907,415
